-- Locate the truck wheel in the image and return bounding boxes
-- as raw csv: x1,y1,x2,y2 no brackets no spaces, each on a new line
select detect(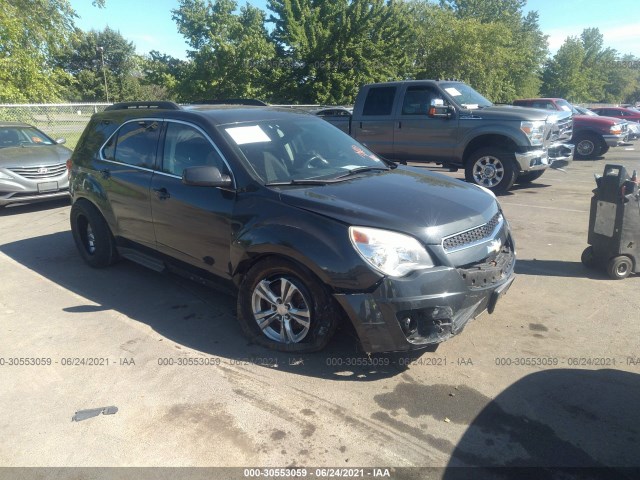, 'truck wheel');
237,258,339,352
516,170,545,184
70,201,119,268
600,145,610,155
575,133,603,159
581,246,595,268
606,256,633,280
465,148,517,194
